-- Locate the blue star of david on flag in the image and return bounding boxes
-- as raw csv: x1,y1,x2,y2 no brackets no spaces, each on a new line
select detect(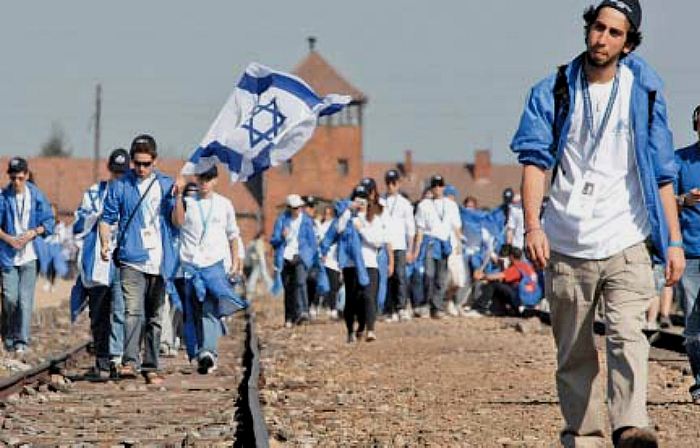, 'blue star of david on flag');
241,98,287,148
182,62,352,183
